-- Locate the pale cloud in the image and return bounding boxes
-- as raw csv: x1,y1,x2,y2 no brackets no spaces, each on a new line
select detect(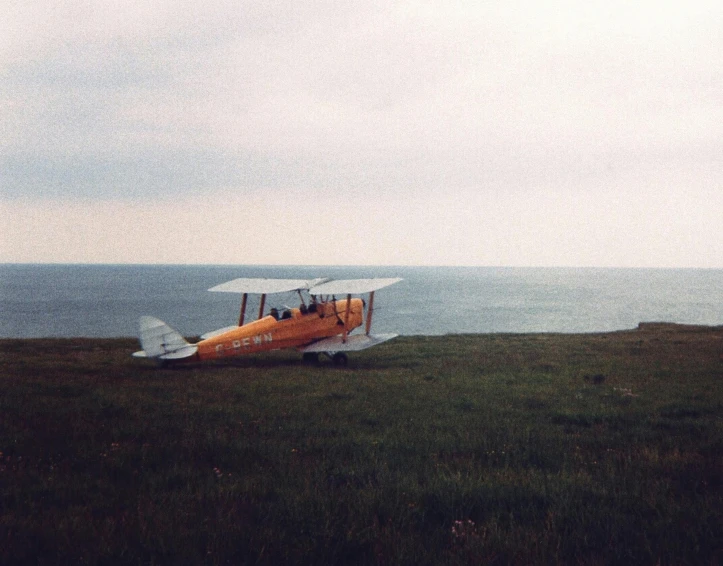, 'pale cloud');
3,175,720,267
1,0,722,266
